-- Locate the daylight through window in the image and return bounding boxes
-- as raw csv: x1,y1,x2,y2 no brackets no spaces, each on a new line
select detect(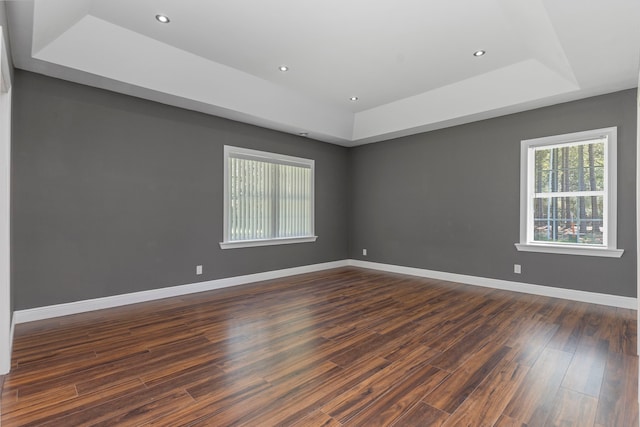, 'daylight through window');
516,127,622,257
532,139,605,245
220,146,316,249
